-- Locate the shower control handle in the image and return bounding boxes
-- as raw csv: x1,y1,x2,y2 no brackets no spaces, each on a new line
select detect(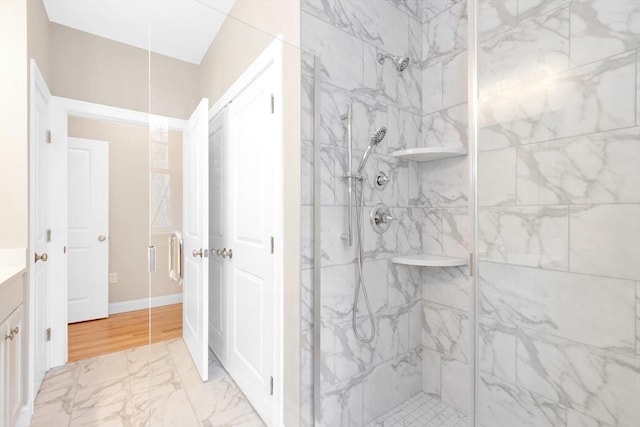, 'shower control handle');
377,213,394,224
370,204,394,234
375,172,390,189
